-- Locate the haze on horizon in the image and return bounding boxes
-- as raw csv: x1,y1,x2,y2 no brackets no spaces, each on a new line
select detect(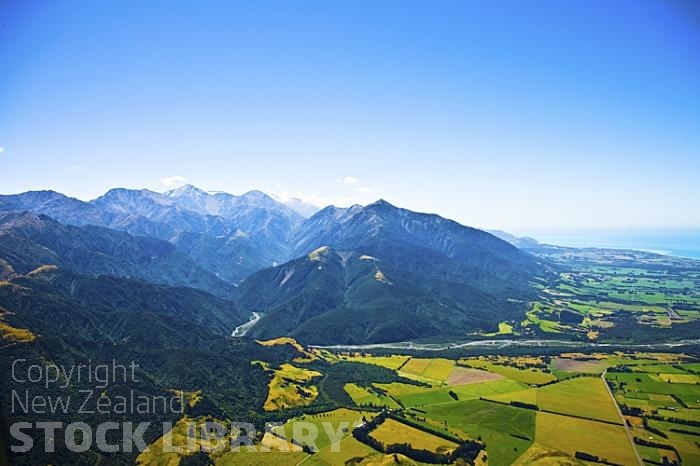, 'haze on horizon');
1,0,699,235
